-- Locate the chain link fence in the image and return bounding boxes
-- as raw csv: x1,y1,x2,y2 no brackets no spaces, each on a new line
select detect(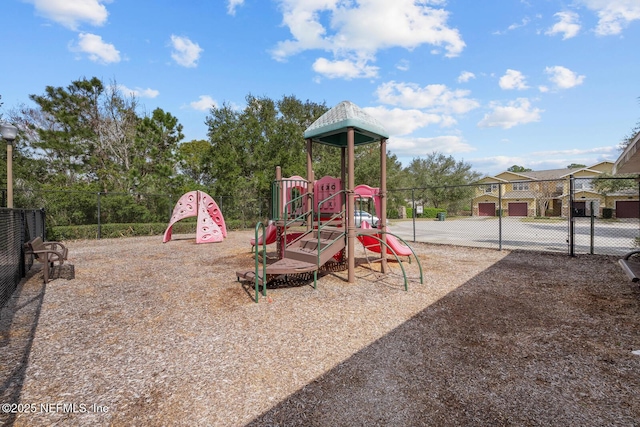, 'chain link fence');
2,188,271,234
2,175,639,257
386,176,640,256
0,208,45,308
